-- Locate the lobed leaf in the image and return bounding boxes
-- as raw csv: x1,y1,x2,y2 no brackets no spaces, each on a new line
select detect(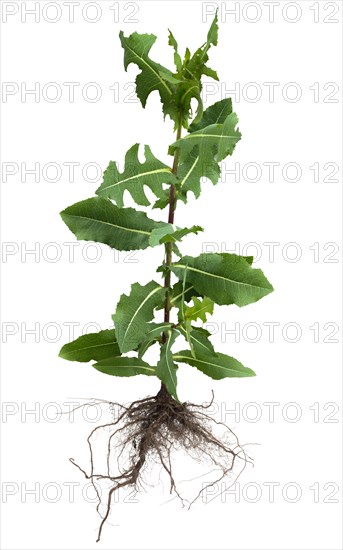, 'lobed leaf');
120,15,219,130
168,29,182,73
119,31,179,123
170,102,241,199
183,296,214,323
96,144,177,208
